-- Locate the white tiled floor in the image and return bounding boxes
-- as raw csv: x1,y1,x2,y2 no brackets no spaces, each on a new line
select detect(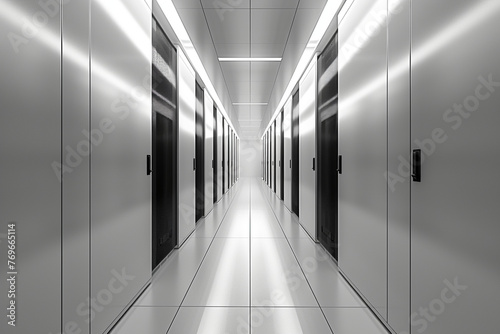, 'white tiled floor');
110,178,390,334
